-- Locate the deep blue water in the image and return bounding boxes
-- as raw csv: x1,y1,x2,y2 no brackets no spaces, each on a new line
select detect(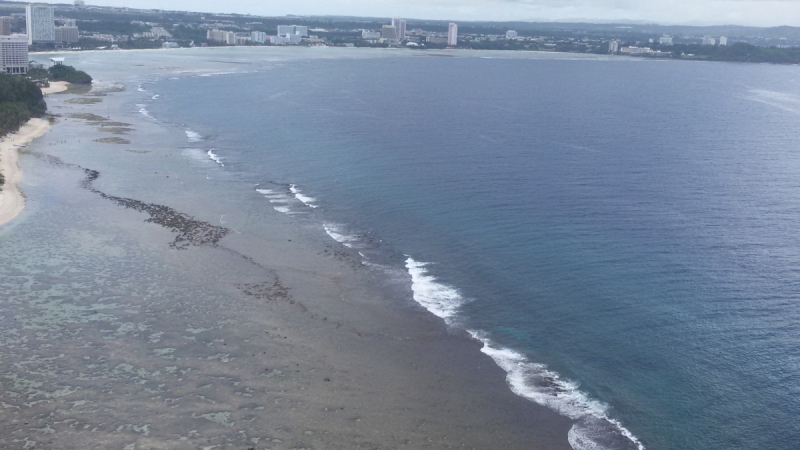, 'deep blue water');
148,54,800,450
